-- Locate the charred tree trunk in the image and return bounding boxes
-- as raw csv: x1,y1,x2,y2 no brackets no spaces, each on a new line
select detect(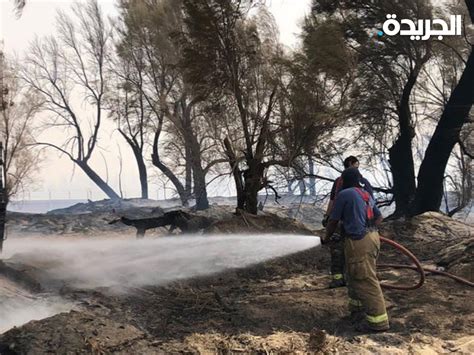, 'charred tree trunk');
239,91,276,215
152,156,189,207
192,161,209,210
388,66,423,216
134,148,149,199
223,140,266,214
120,132,149,199
224,137,245,210
412,47,474,215
0,143,6,253
76,164,118,200
0,50,6,253
388,131,416,216
185,143,192,201
243,159,265,214
186,132,209,210
76,161,120,200
308,155,316,196
298,179,306,195
182,103,209,210
412,3,474,215
151,130,189,206
287,179,293,194
0,199,5,253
